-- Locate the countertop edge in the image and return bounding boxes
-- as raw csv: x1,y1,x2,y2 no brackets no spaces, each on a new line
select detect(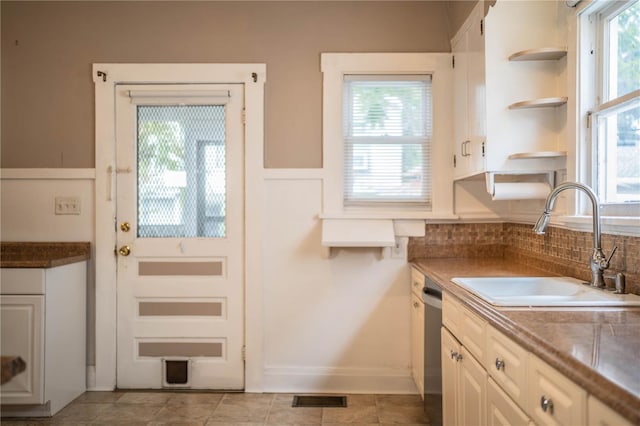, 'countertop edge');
1,242,91,268
412,260,640,425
